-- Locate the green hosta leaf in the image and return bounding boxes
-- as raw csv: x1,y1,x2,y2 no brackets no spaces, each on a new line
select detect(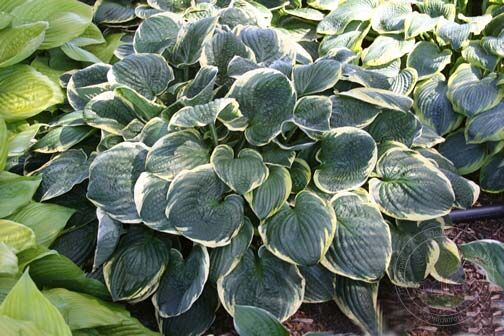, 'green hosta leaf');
133,12,182,54
322,191,391,281
480,152,504,193
361,35,415,67
153,246,209,317
330,94,381,129
0,22,48,68
314,127,377,193
104,233,170,301
339,87,413,113
466,102,504,144
11,0,93,49
438,130,487,175
145,130,210,180
406,42,452,80
87,142,148,223
334,276,381,335
404,12,439,39
0,65,64,122
7,202,75,247
0,172,40,218
67,63,111,110
85,32,124,64
413,74,462,136
371,0,411,34
93,209,123,271
0,271,71,336
259,190,336,266
0,243,18,275
233,305,289,336
159,284,219,336
299,263,336,303
171,16,218,67
447,64,504,117
32,126,95,153
217,246,304,321
31,149,89,201
367,110,422,147
133,172,173,233
369,145,455,220
209,218,254,283
390,68,417,96
170,98,240,128
238,26,293,66
166,165,244,247
435,19,471,49
290,158,311,193
245,166,291,220
108,53,173,100
227,68,296,146
317,0,379,35
460,240,504,288
292,59,341,96
211,145,269,195
6,123,42,157
462,41,499,72
0,219,35,253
